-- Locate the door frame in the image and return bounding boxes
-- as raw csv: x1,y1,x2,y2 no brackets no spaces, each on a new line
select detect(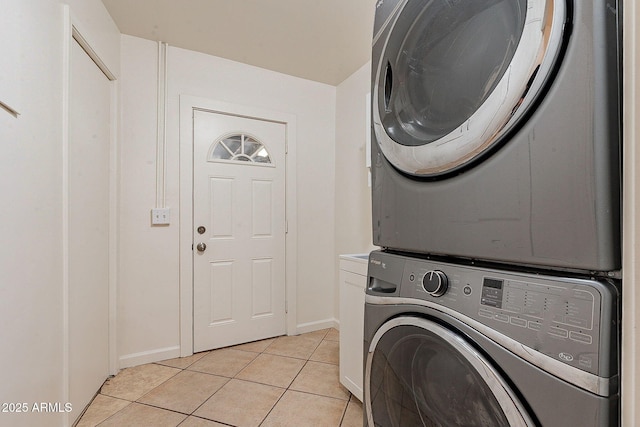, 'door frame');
179,95,298,356
61,6,119,424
